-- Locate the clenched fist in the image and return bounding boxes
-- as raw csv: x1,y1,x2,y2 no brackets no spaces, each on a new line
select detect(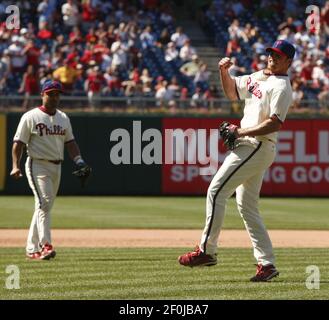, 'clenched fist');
10,167,23,179
218,57,233,70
